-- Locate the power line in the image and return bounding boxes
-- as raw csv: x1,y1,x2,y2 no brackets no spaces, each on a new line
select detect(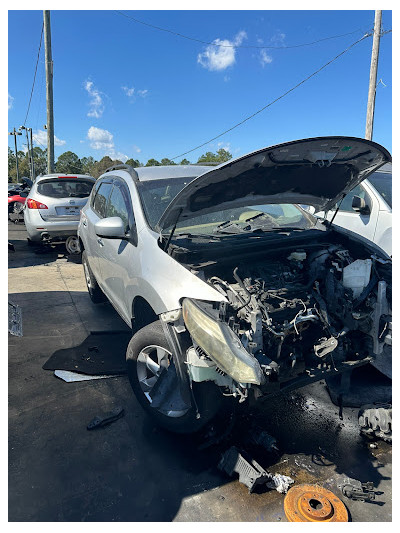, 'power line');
114,10,365,50
170,32,373,161
23,23,44,126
